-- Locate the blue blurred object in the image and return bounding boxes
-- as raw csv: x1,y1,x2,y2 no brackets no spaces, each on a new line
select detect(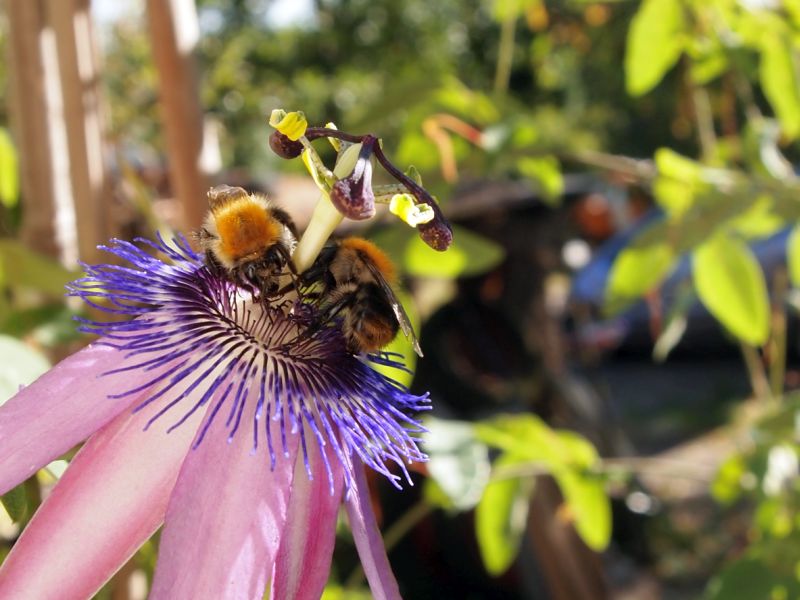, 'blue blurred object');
569,209,793,355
